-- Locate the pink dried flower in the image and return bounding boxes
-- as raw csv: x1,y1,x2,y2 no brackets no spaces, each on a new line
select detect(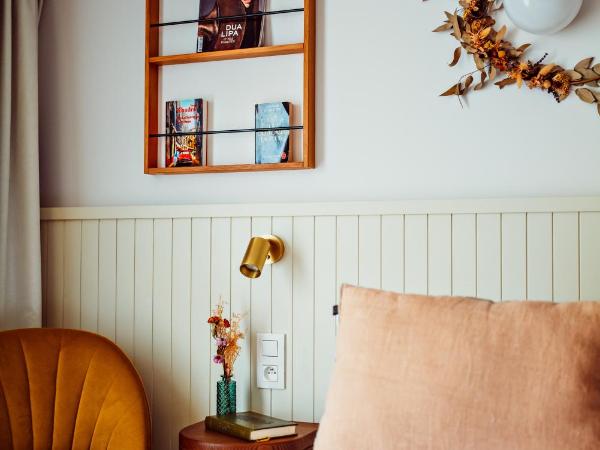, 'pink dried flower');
216,337,228,347
213,355,224,364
